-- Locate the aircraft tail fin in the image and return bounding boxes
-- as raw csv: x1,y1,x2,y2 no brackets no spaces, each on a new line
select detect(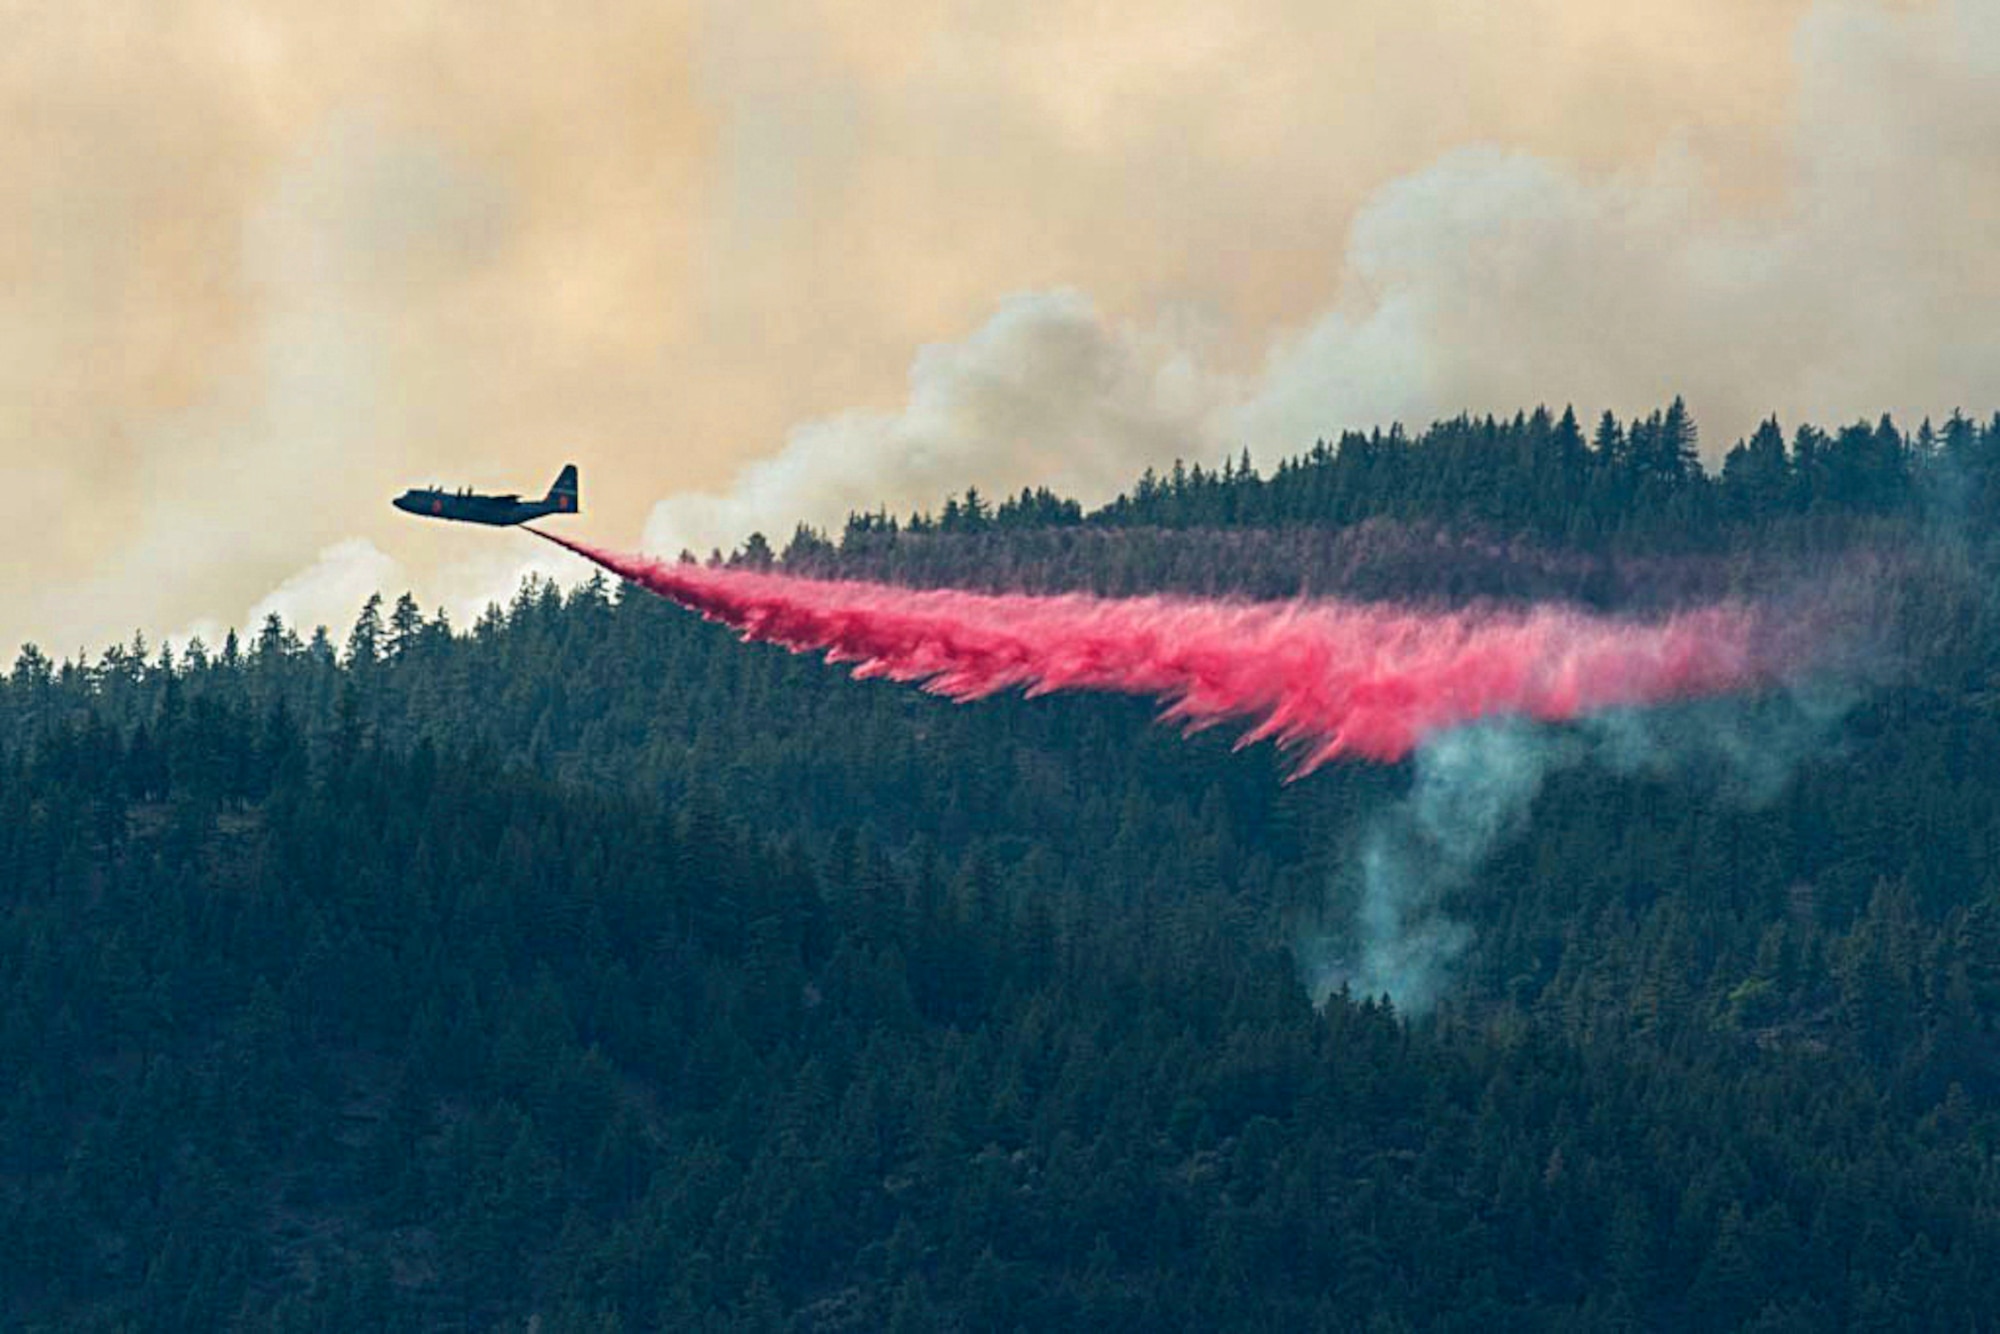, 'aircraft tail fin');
546,463,580,514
